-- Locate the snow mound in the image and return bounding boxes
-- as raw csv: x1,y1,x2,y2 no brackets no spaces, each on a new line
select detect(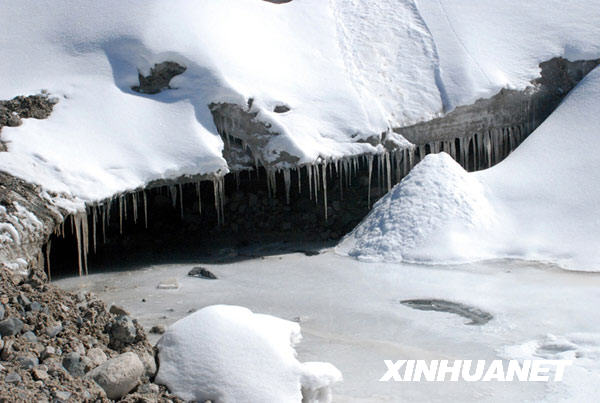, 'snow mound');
340,67,600,271
338,153,499,263
155,305,342,403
